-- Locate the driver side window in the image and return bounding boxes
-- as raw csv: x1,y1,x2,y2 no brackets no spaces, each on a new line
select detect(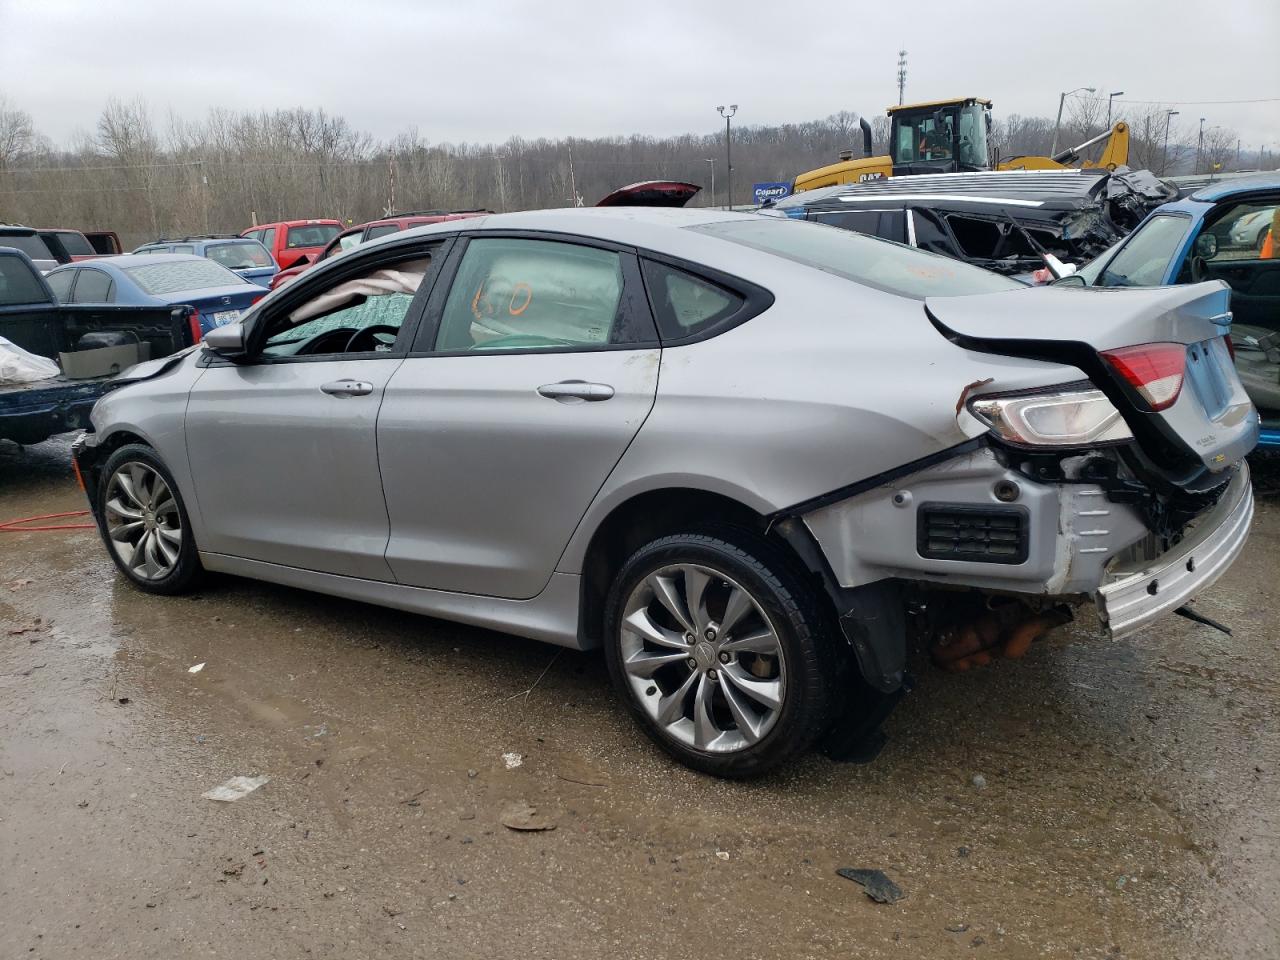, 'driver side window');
260,253,433,359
